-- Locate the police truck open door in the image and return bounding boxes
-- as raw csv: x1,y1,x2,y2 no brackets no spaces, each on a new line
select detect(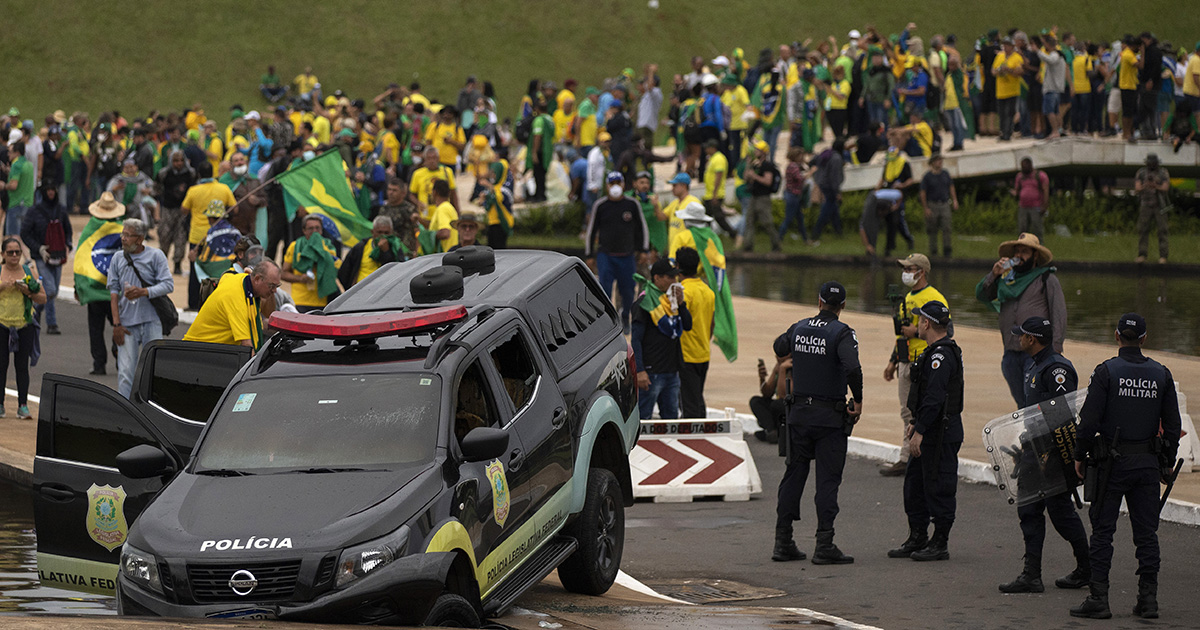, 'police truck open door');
32,340,249,594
